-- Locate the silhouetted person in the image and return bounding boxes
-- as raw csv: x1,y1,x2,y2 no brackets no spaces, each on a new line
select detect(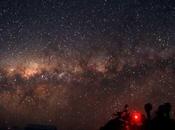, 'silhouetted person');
163,102,171,119
142,103,153,130
124,104,129,112
144,103,152,120
151,103,175,130
121,104,130,123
